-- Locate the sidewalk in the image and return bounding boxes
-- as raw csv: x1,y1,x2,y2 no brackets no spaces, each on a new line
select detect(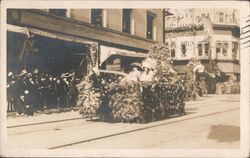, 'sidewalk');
7,109,82,127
